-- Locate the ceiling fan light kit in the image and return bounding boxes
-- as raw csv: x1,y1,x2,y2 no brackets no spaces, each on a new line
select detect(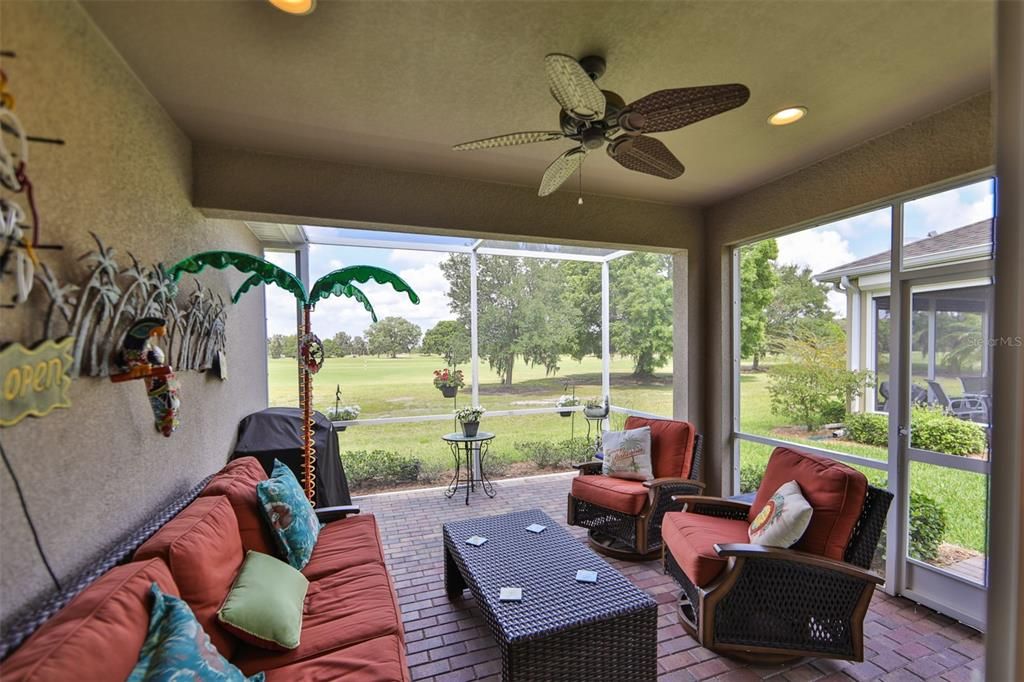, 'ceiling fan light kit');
768,106,807,126
452,53,750,197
